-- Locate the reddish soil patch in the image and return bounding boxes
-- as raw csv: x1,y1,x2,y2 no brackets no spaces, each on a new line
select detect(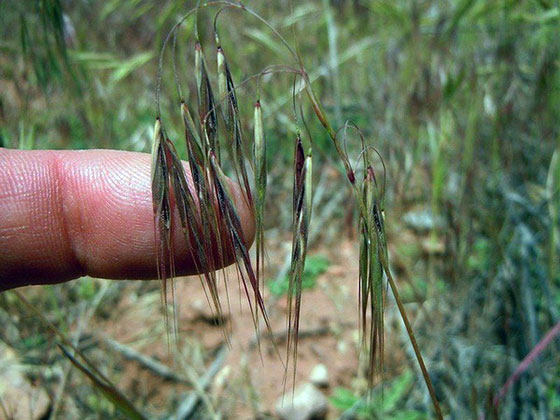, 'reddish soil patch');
92,239,404,418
